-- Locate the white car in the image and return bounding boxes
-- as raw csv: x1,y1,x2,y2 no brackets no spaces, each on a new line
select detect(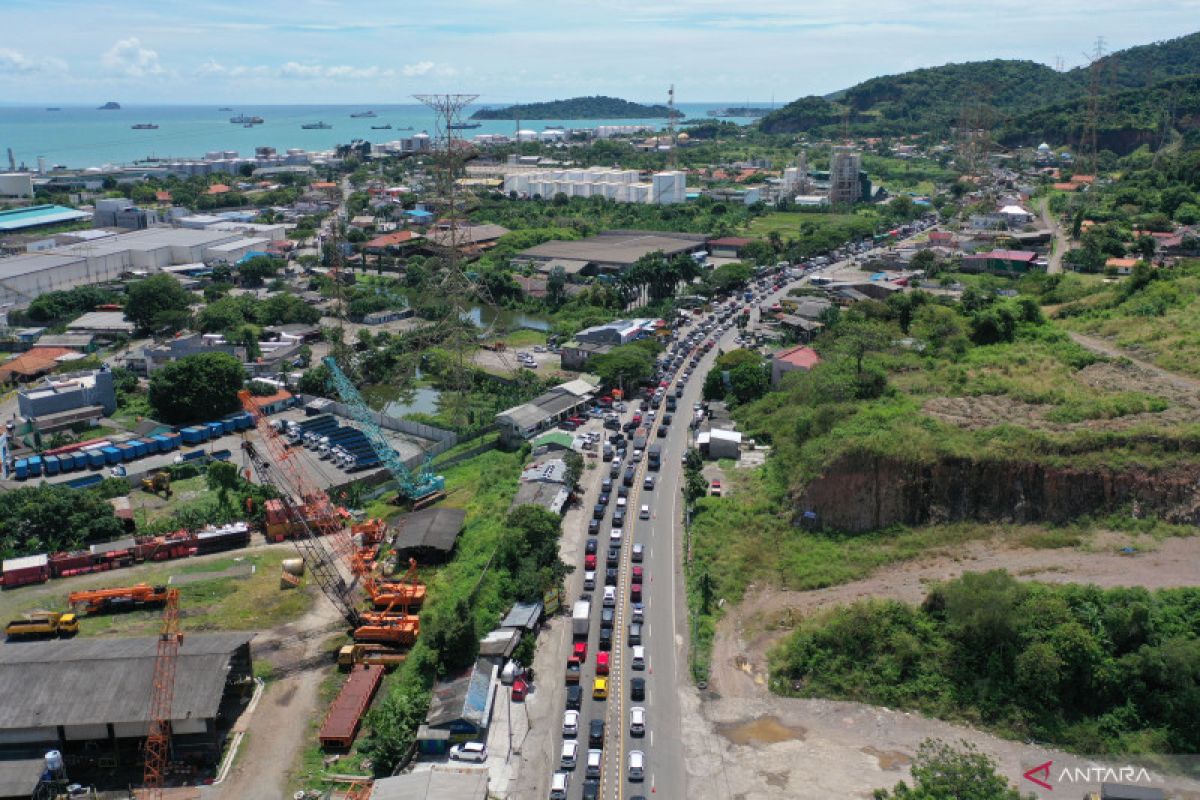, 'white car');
631,645,646,670
560,740,578,769
639,505,650,520
628,750,645,782
563,710,580,737
583,570,596,590
449,741,487,762
603,586,617,607
630,706,646,737
609,527,623,545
